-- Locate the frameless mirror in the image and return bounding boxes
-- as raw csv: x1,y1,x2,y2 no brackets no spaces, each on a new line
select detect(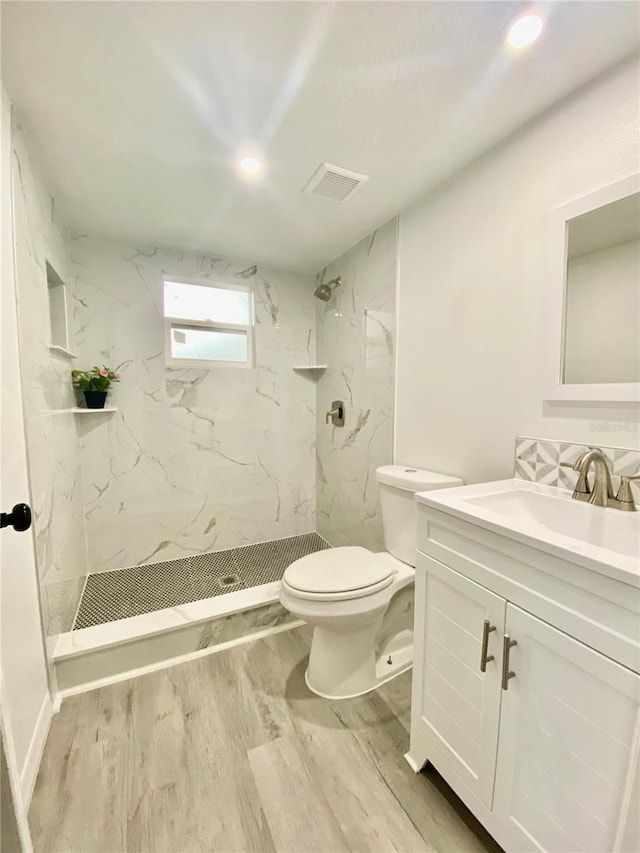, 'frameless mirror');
546,174,640,403
563,193,639,384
